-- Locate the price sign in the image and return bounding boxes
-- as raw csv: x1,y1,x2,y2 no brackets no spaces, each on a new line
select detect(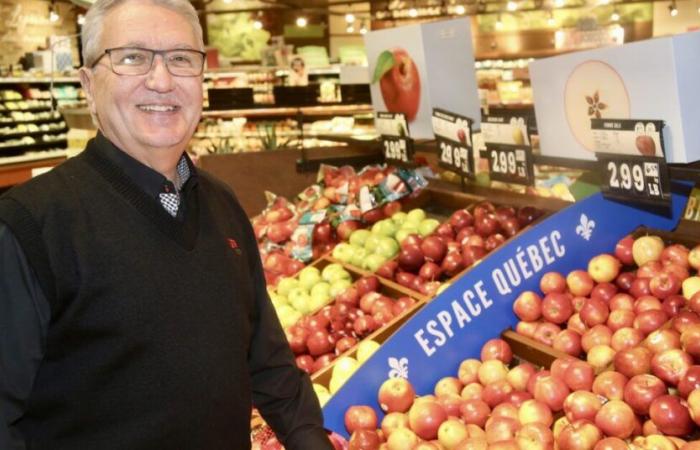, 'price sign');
375,111,414,166
487,144,534,185
598,153,671,209
432,108,474,177
684,188,700,222
382,136,413,164
592,118,671,209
